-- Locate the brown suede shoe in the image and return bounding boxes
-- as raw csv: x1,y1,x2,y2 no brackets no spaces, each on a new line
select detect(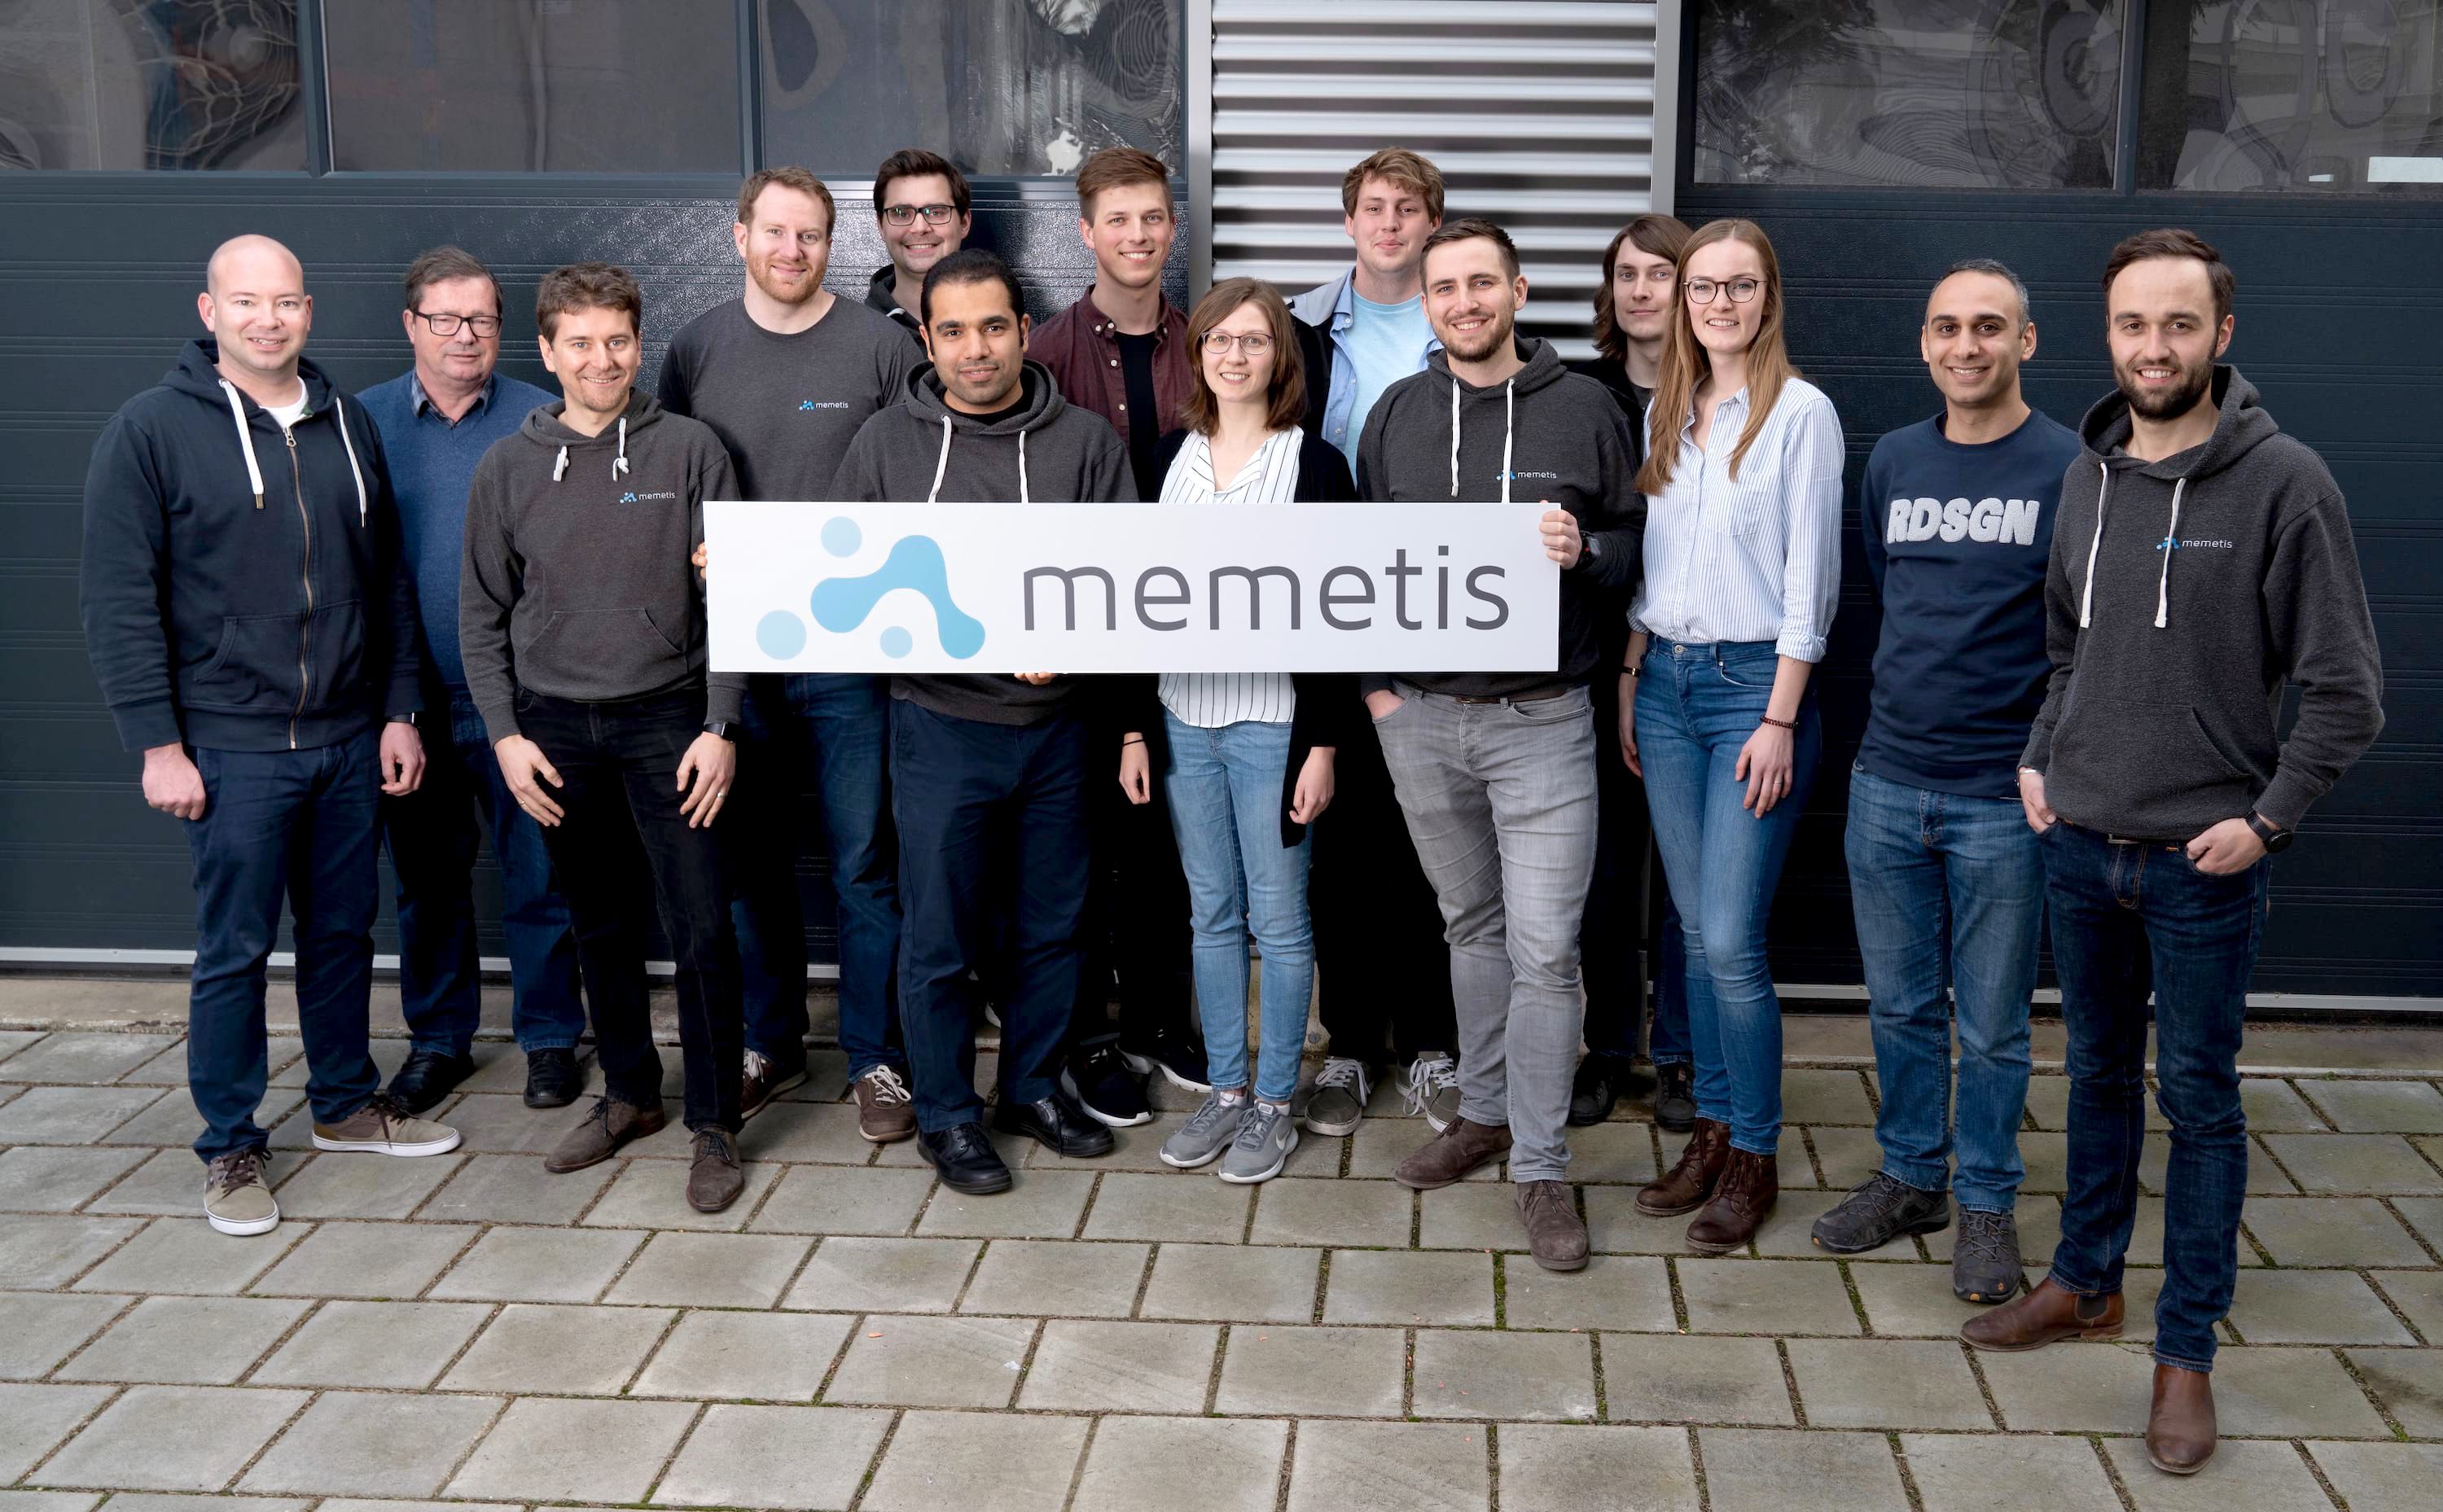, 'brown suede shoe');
687,1127,745,1213
2146,1363,2216,1475
544,1096,668,1173
1958,1276,2125,1352
855,1066,917,1143
1515,1180,1589,1272
1393,1117,1512,1190
1635,1117,1730,1216
1686,1147,1777,1254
